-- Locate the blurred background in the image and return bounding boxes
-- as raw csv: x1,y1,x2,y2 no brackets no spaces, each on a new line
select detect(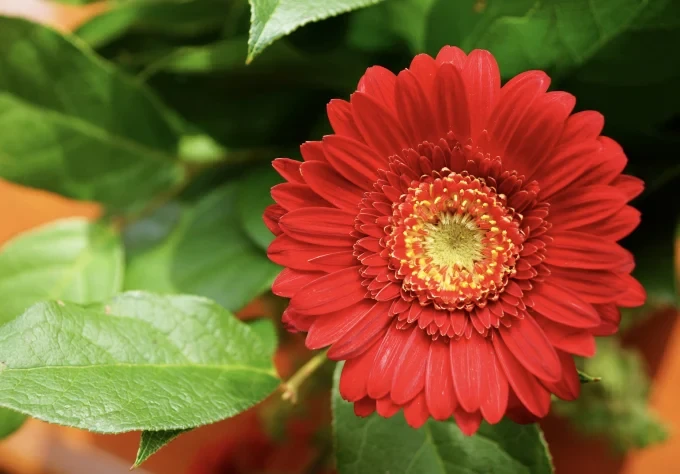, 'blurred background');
0,0,678,473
